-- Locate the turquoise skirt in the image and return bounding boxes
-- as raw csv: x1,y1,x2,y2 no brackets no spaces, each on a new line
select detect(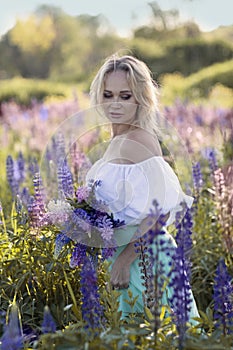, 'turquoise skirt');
109,225,200,323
